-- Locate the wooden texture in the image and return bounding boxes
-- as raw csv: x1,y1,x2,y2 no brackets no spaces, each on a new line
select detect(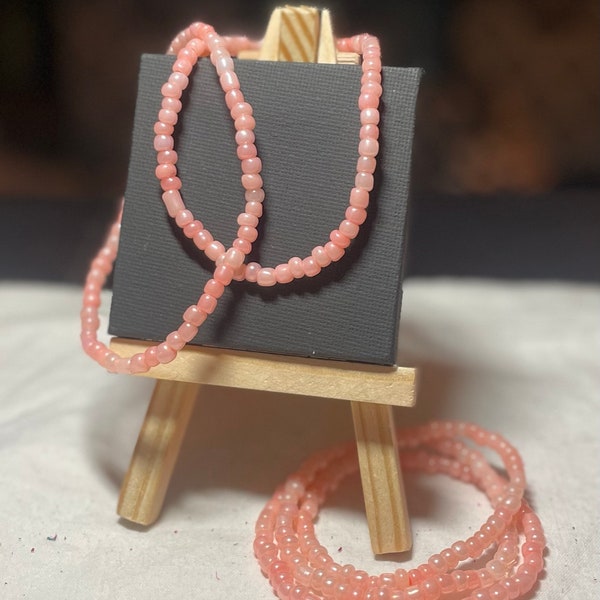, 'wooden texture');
117,380,198,525
110,338,416,407
238,6,359,64
352,402,412,553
